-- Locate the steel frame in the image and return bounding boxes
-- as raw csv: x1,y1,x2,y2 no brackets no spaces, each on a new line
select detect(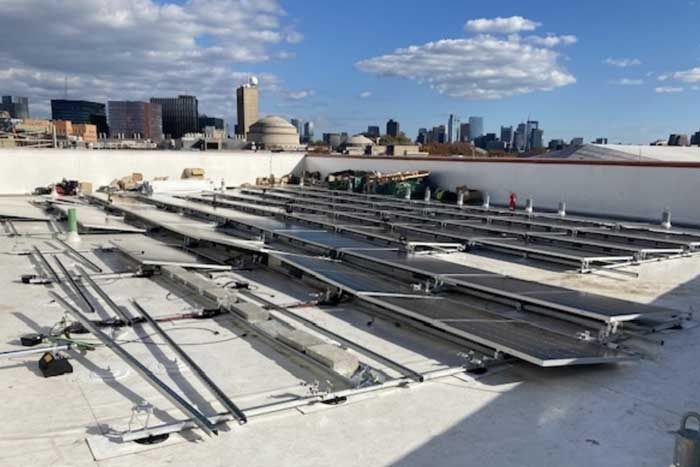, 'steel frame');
32,245,61,283
49,292,219,436
75,265,134,323
57,238,104,272
131,300,248,424
54,256,95,313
